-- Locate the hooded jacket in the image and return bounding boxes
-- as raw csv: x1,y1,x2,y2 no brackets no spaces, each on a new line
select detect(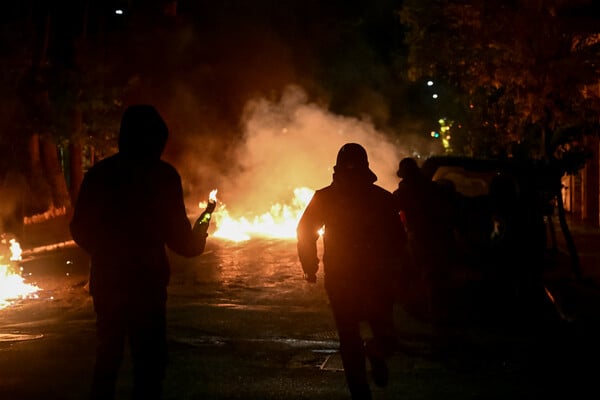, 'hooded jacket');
70,105,206,299
296,154,406,290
